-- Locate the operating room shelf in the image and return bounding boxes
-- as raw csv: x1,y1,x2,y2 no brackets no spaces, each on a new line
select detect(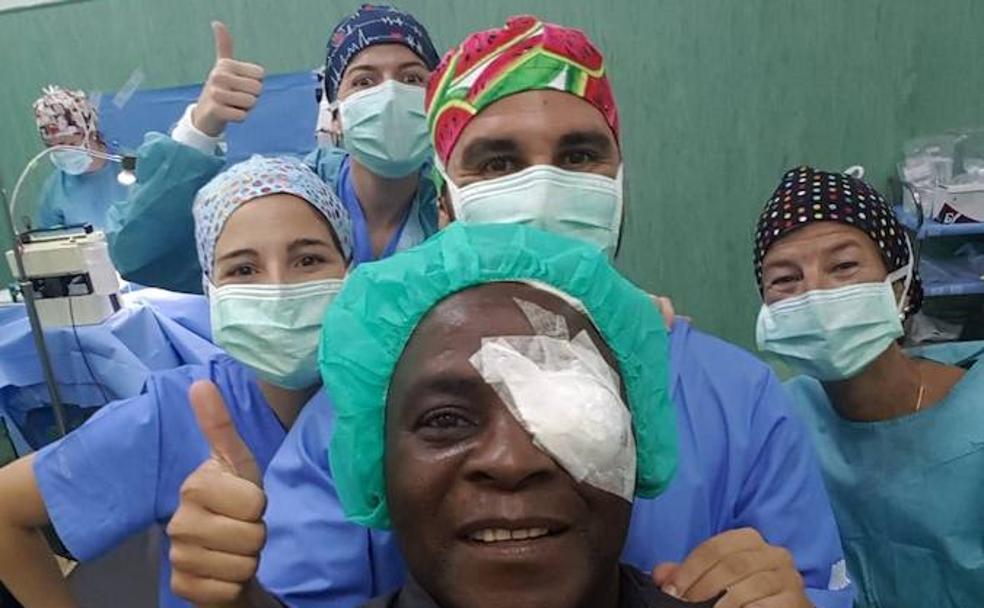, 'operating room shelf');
895,205,984,239
921,281,984,297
